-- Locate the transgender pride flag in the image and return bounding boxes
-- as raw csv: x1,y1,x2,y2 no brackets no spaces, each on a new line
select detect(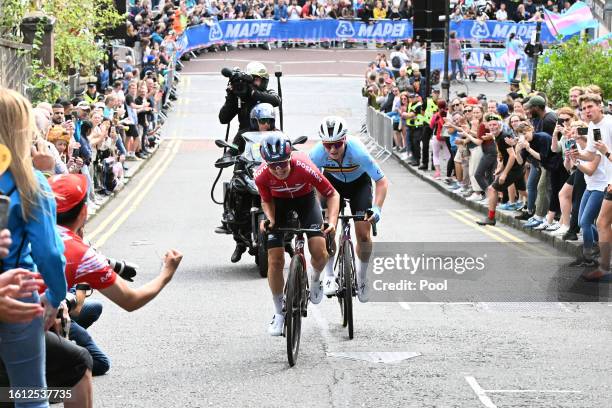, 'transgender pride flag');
543,1,599,37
